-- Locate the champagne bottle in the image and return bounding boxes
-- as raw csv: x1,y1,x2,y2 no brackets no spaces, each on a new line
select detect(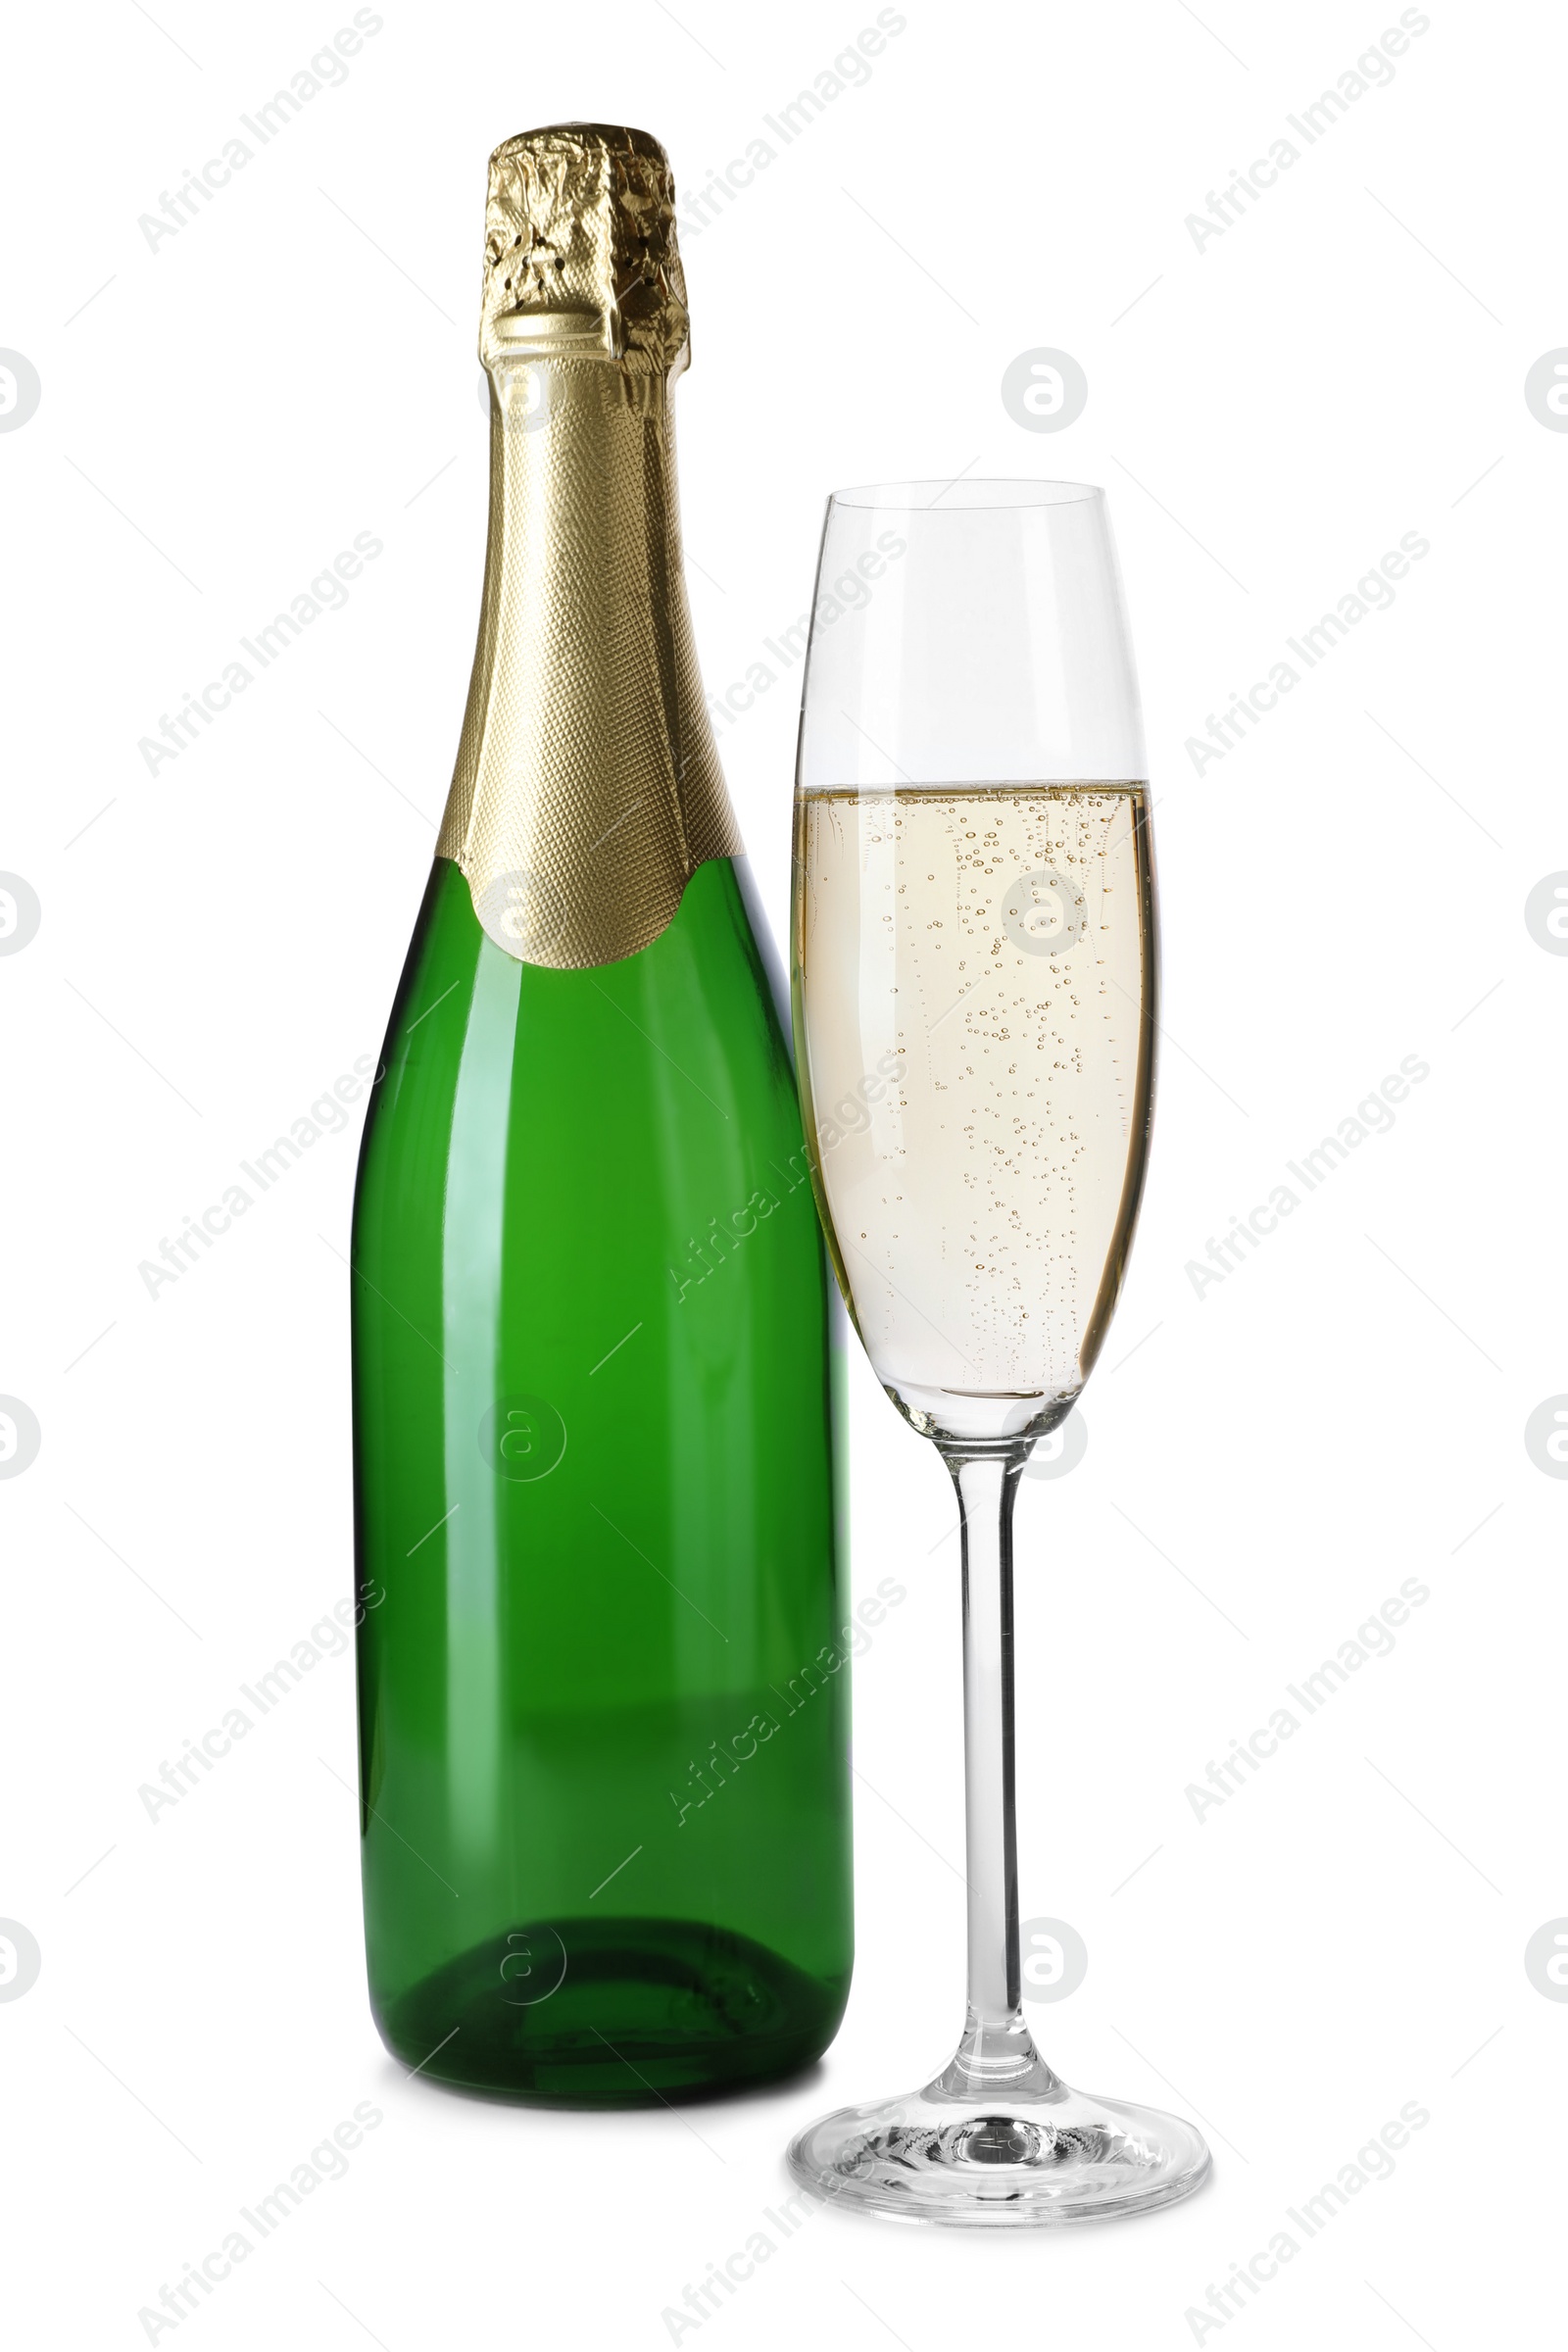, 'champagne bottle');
351,124,852,2104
